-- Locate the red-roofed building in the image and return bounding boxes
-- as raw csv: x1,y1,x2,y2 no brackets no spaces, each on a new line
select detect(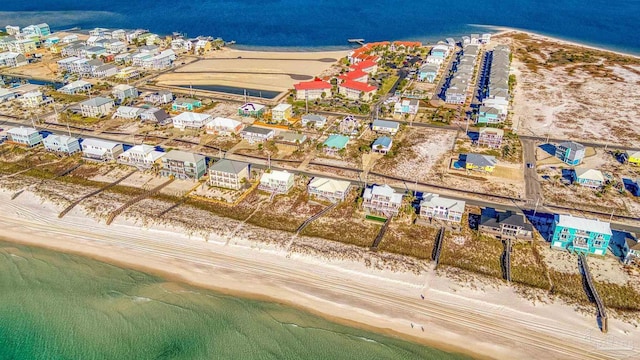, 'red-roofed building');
338,69,369,83
350,59,378,74
293,79,332,100
338,80,377,101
